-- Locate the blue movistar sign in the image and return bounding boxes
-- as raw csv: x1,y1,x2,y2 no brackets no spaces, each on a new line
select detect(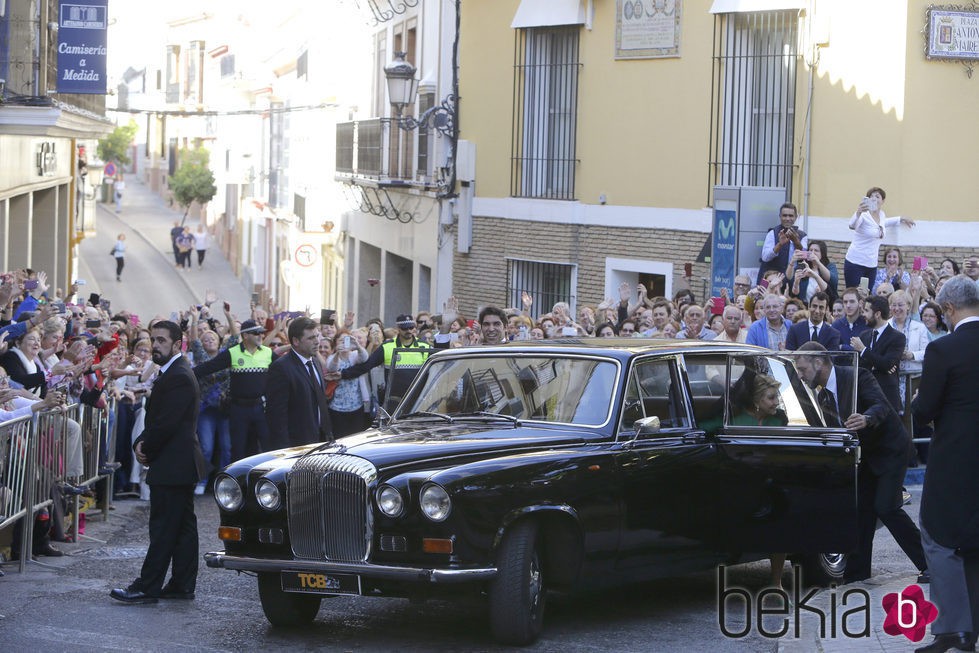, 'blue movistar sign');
711,209,737,297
